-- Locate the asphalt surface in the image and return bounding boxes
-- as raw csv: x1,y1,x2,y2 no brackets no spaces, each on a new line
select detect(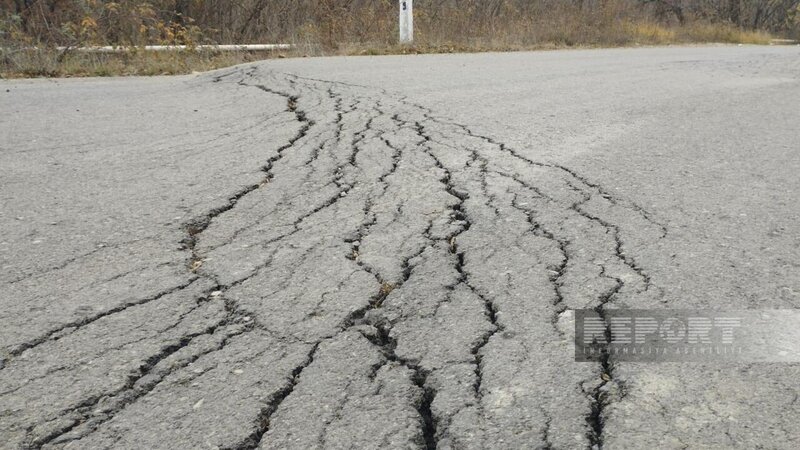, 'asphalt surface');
1,45,799,449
